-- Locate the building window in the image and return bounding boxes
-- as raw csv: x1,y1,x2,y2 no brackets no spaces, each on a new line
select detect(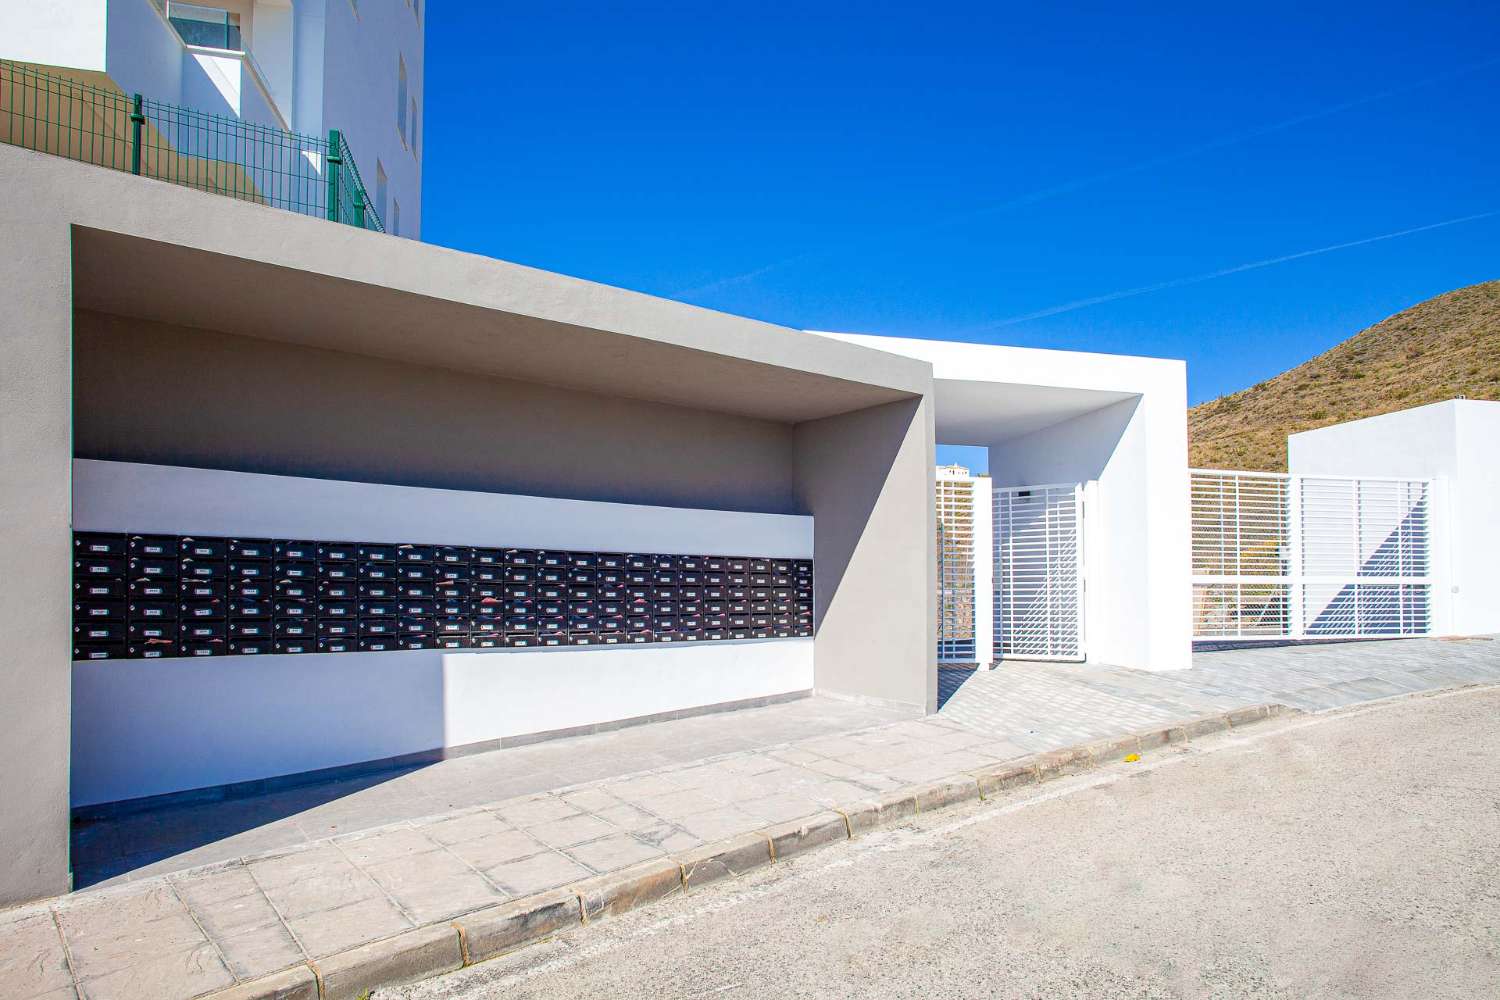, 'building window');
410,100,418,157
168,3,243,51
375,160,387,225
397,56,409,146
392,199,401,238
